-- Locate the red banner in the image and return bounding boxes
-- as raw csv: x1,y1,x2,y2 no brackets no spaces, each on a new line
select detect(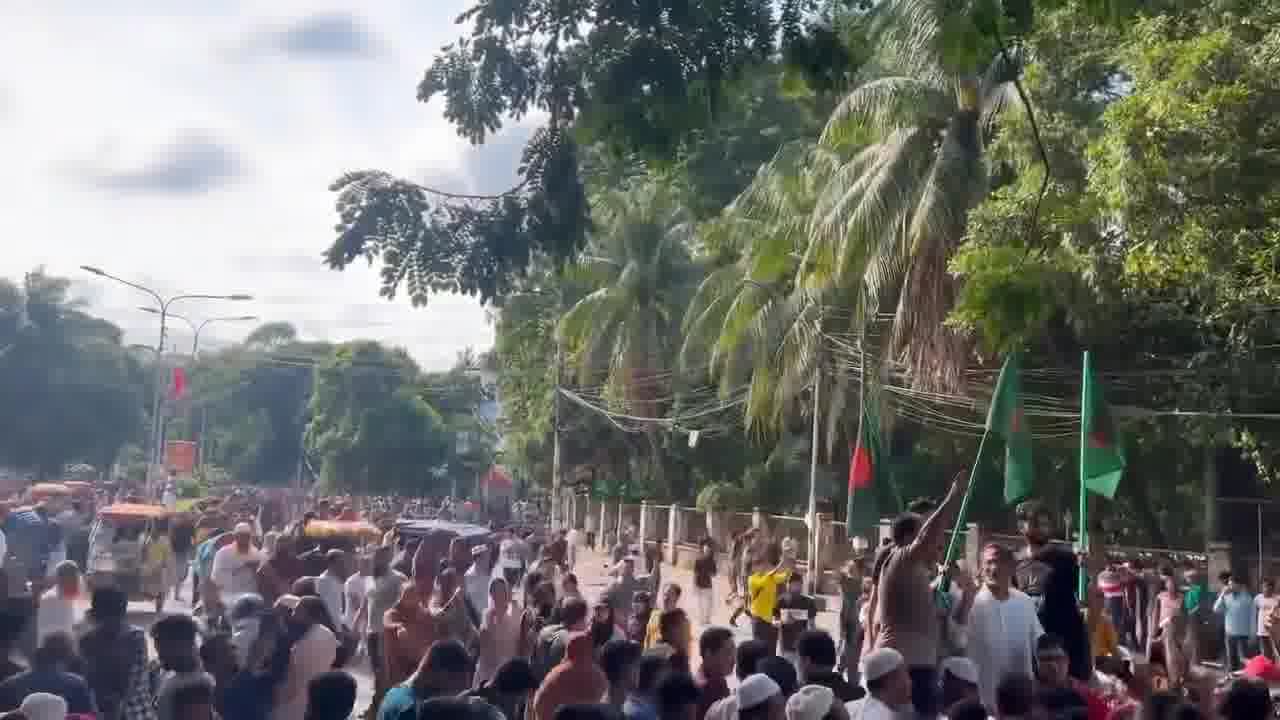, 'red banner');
166,440,197,474
171,367,188,400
